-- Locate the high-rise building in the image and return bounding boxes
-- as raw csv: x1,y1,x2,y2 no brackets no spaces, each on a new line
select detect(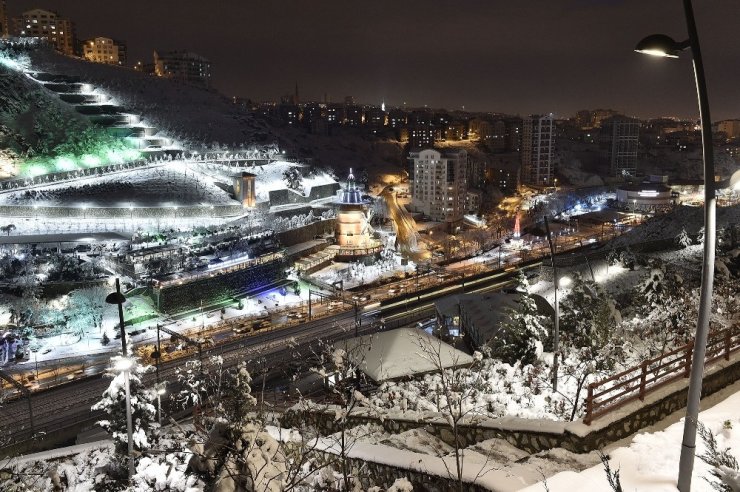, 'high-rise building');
505,118,522,152
478,120,506,150
521,114,555,186
365,106,386,127
600,115,640,177
715,119,740,139
83,37,126,65
387,109,407,129
326,103,344,125
410,148,467,229
344,105,363,126
408,125,437,148
154,50,211,87
13,8,75,55
0,0,9,38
